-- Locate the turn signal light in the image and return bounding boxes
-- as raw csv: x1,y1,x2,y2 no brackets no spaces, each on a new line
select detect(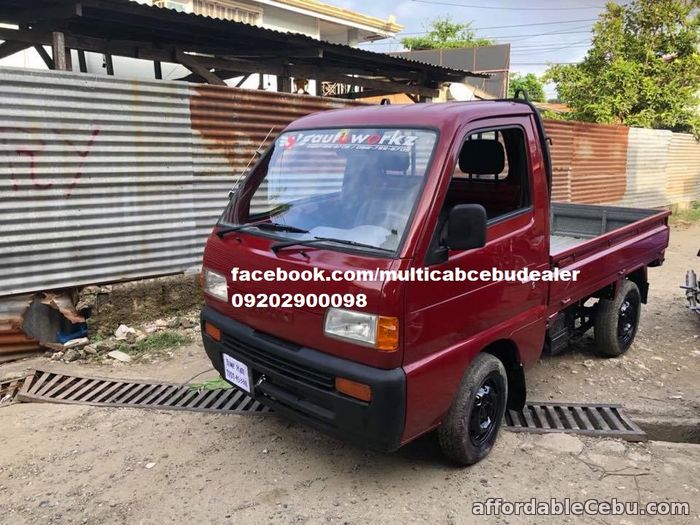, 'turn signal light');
204,322,221,342
335,377,372,402
376,316,399,351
